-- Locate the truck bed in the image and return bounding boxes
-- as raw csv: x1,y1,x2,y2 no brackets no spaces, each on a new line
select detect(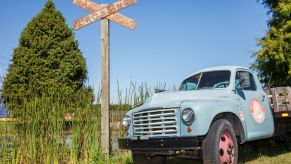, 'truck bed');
265,87,291,114
265,87,291,136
